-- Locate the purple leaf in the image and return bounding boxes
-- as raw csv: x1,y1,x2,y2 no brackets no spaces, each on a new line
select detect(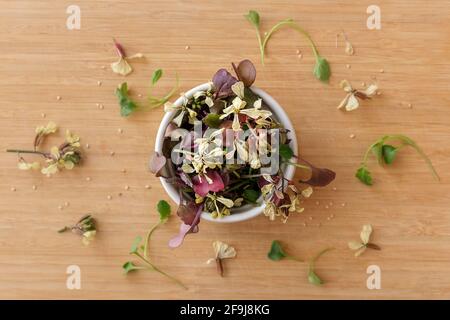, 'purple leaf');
232,59,256,87
212,69,237,99
192,171,225,197
149,152,167,177
169,204,203,248
298,156,336,187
